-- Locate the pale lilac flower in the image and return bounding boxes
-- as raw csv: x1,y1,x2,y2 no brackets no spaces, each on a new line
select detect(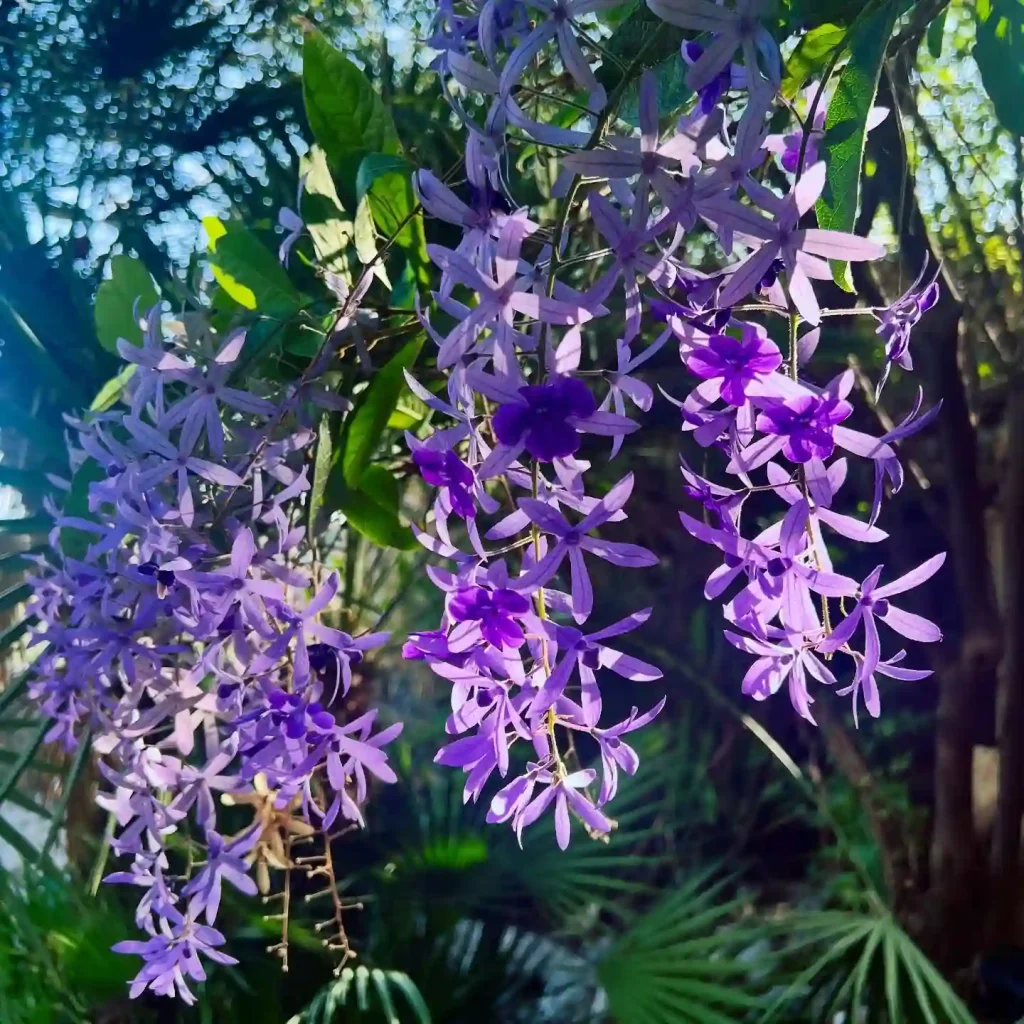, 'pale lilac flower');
875,258,941,397
517,473,659,621
498,0,624,113
706,162,886,324
509,768,612,848
821,554,946,680
725,627,836,722
562,71,701,204
646,0,781,91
